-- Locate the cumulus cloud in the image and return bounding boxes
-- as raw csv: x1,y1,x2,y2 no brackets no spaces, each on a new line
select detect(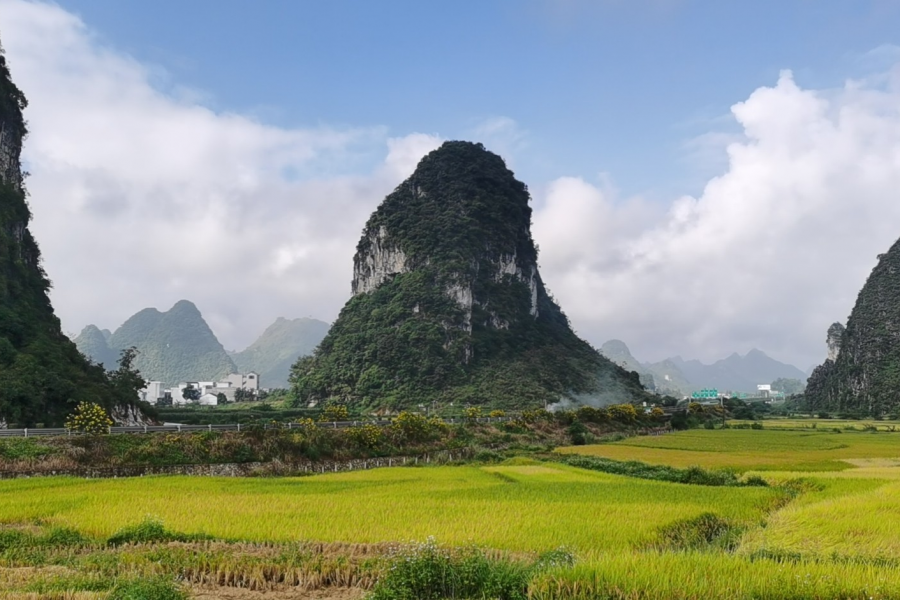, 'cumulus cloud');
534,70,900,369
0,0,440,349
